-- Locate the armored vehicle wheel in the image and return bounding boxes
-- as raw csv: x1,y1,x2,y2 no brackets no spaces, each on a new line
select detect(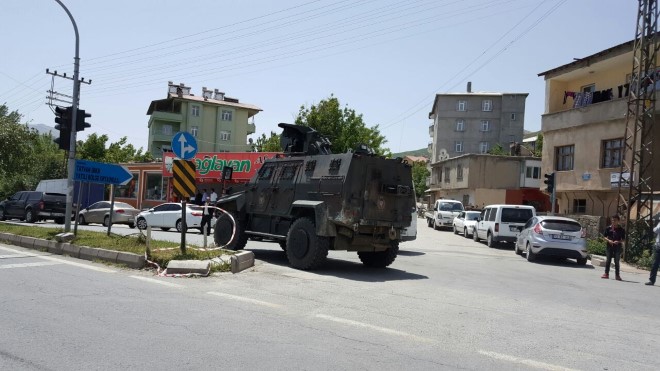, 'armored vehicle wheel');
214,211,248,251
286,217,328,270
279,240,287,251
358,241,399,268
